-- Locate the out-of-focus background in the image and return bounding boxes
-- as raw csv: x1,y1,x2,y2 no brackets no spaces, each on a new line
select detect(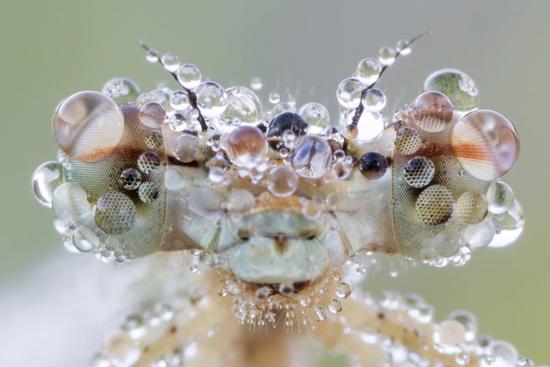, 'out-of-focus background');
1,0,549,365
